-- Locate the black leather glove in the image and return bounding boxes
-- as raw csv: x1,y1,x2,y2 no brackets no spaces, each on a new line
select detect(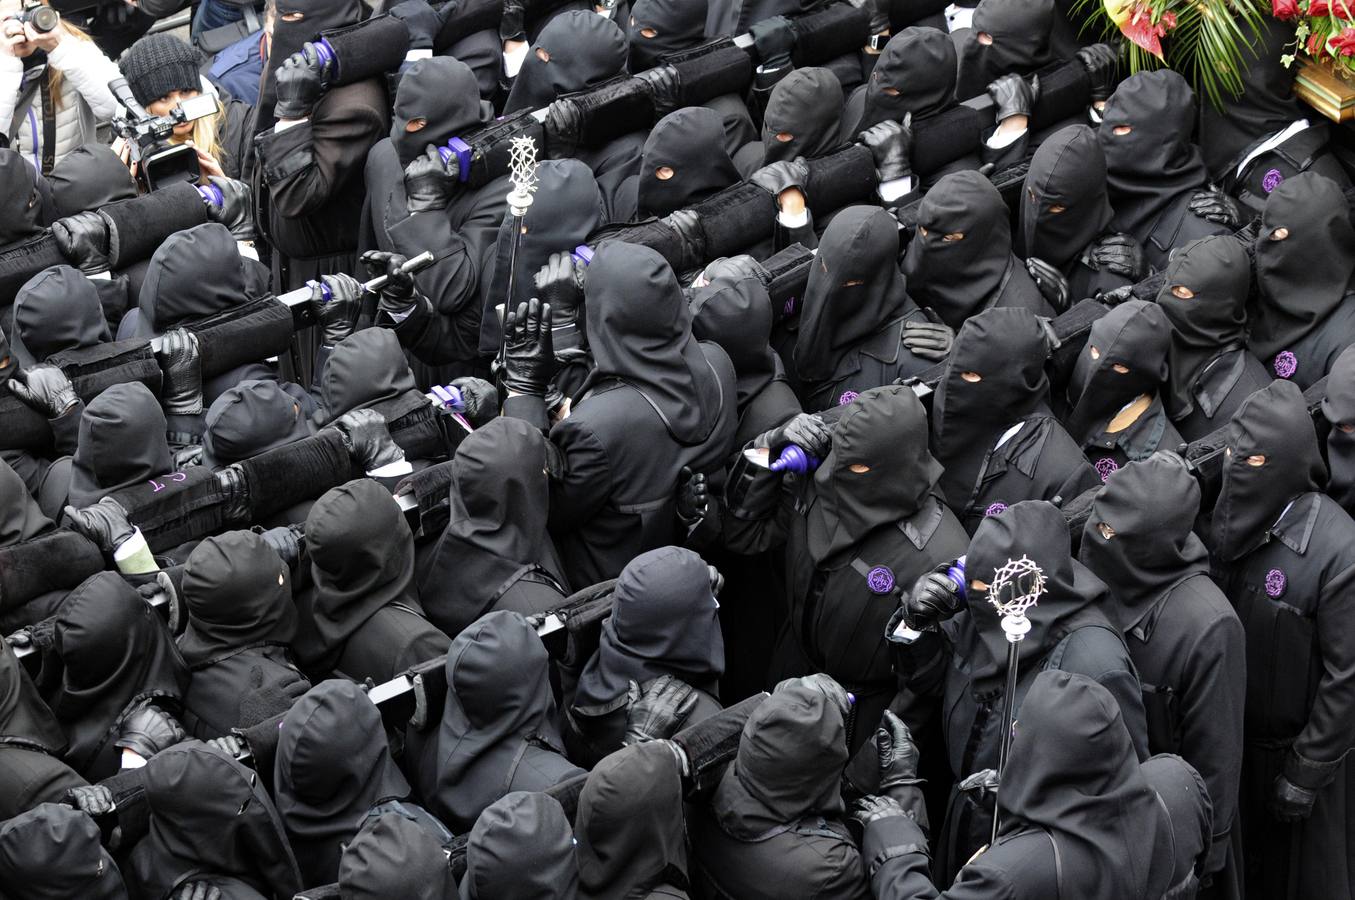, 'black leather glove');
635,65,681,117
875,710,922,795
273,49,325,120
749,158,810,199
333,407,407,472
173,882,222,900
64,497,136,553
172,442,204,472
499,0,526,41
859,115,912,183
849,794,909,828
987,73,1039,121
1026,257,1071,312
300,39,336,84
450,377,499,427
216,464,249,523
787,673,853,720
750,15,795,71
846,0,890,34
701,255,765,286
1189,187,1243,229
389,0,441,49
202,176,254,241
404,145,458,213
8,364,78,418
1270,775,1317,822
65,784,115,816
1076,42,1120,103
676,465,708,529
1083,233,1145,281
902,319,953,361
207,733,248,758
534,251,584,322
502,299,555,397
238,669,310,728
622,675,699,745
904,561,965,630
661,208,703,266
114,703,187,760
361,250,420,318
52,210,111,274
309,272,363,346
757,412,832,458
257,524,305,568
544,99,584,157
156,328,204,416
